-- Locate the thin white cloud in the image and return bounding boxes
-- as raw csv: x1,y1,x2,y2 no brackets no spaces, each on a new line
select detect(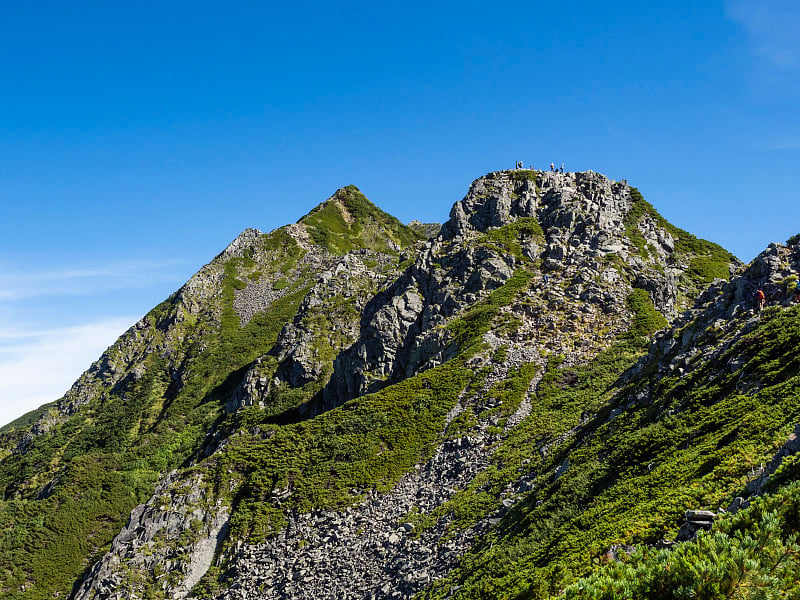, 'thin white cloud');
0,257,188,427
726,0,800,71
0,259,187,301
0,316,136,427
